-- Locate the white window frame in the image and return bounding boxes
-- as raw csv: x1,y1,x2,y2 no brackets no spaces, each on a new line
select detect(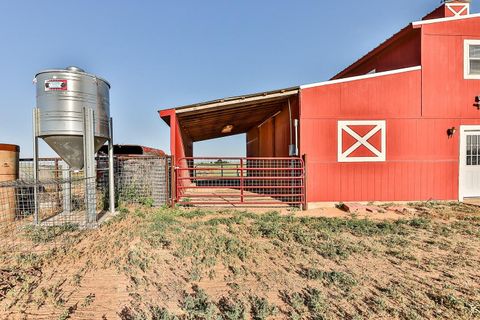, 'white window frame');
464,39,480,79
338,120,386,163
